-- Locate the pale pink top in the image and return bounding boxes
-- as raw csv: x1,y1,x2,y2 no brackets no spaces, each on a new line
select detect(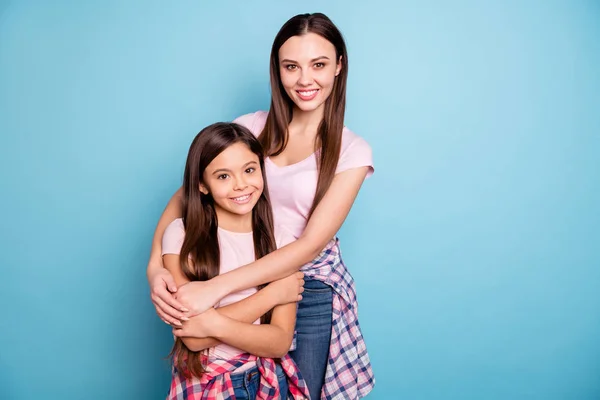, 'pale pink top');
162,219,293,364
234,111,374,240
